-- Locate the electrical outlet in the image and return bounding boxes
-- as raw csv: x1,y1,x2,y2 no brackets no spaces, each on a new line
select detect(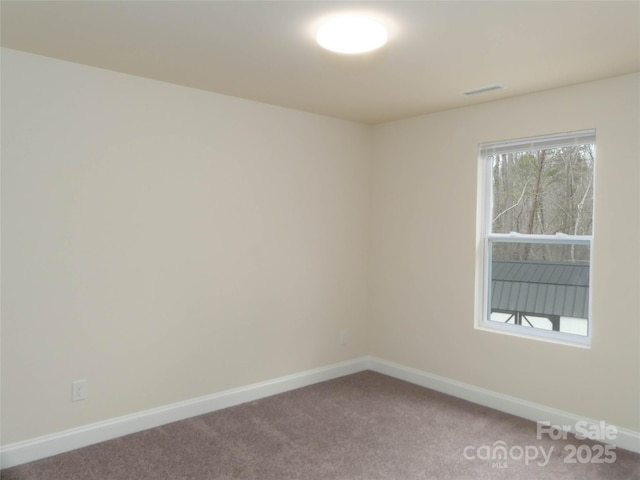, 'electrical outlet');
339,330,348,346
72,380,87,401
